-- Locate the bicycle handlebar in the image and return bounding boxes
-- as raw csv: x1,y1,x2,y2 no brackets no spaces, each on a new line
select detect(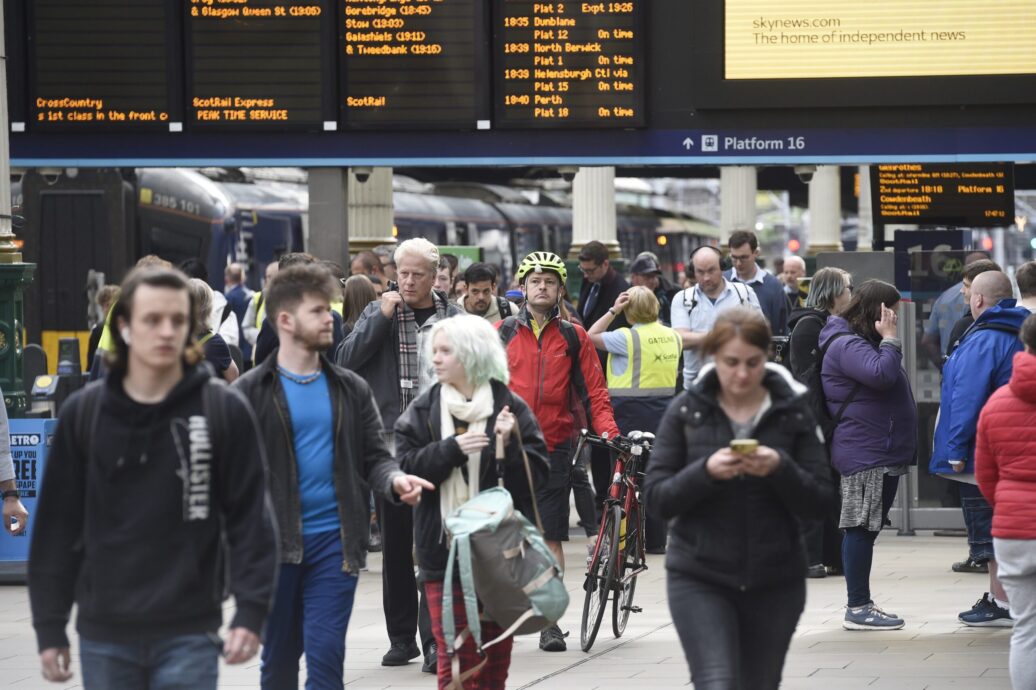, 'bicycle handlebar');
575,428,654,455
